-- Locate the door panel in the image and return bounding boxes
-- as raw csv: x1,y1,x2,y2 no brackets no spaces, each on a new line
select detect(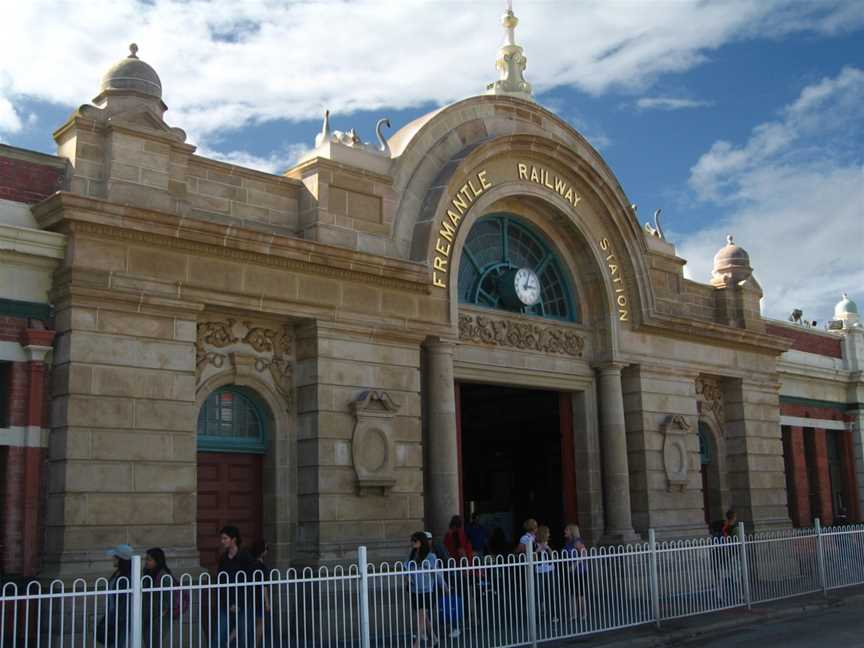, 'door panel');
196,452,263,573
